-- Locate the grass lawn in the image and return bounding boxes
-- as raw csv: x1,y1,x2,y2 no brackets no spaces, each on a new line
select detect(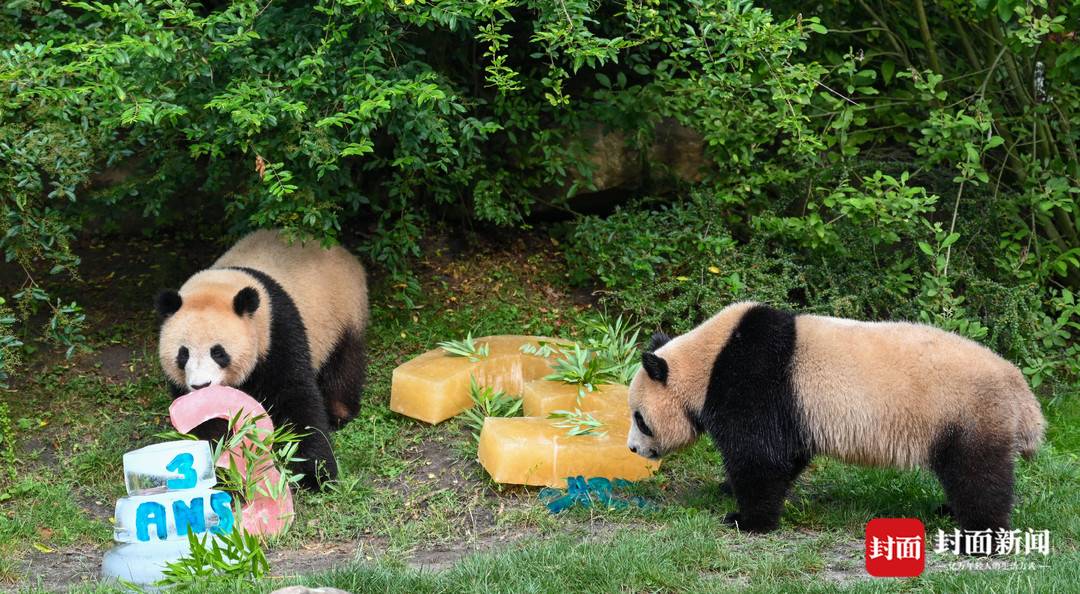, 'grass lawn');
1,229,1077,593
